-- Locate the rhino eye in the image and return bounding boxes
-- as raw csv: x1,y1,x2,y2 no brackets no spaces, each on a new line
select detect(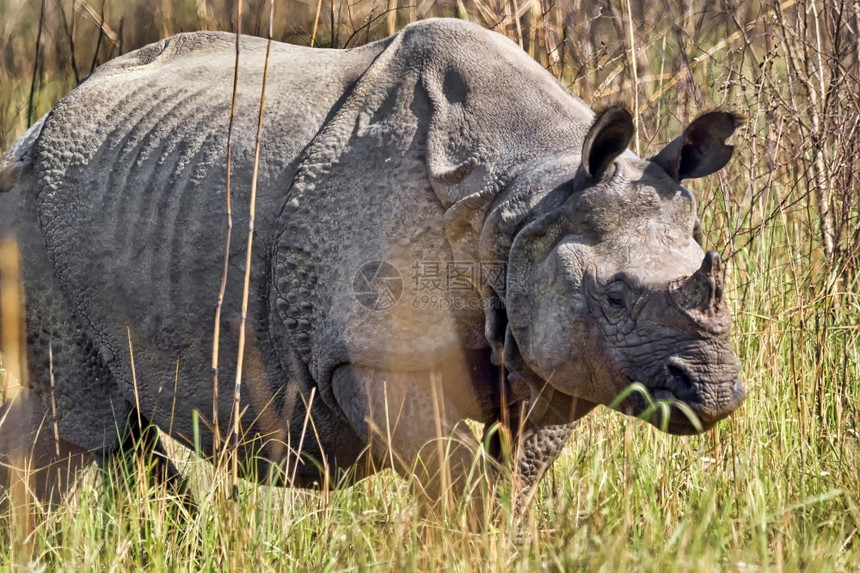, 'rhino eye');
607,292,626,310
